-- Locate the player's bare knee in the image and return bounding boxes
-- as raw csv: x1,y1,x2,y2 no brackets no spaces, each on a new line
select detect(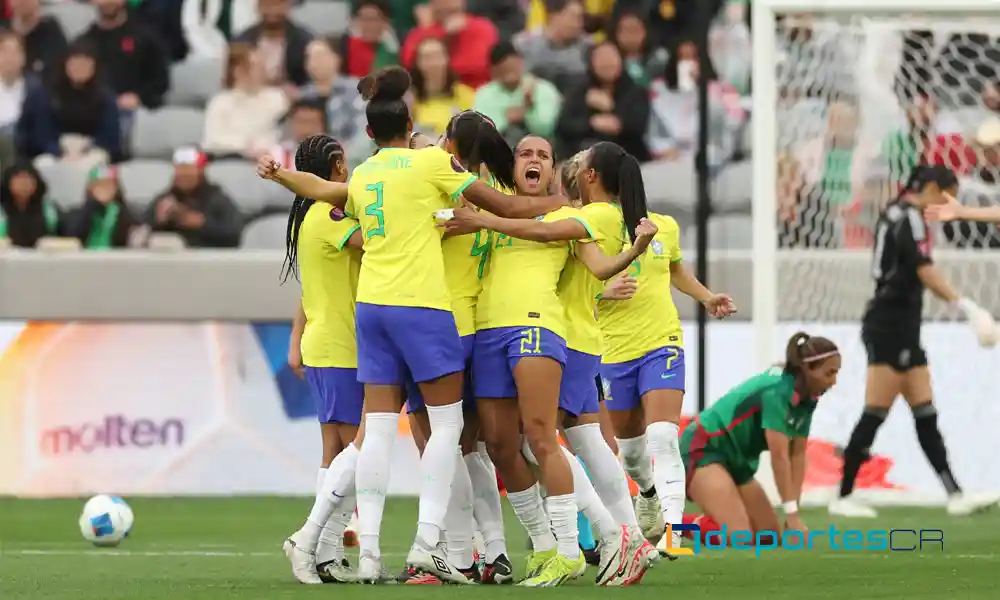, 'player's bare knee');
523,424,558,461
